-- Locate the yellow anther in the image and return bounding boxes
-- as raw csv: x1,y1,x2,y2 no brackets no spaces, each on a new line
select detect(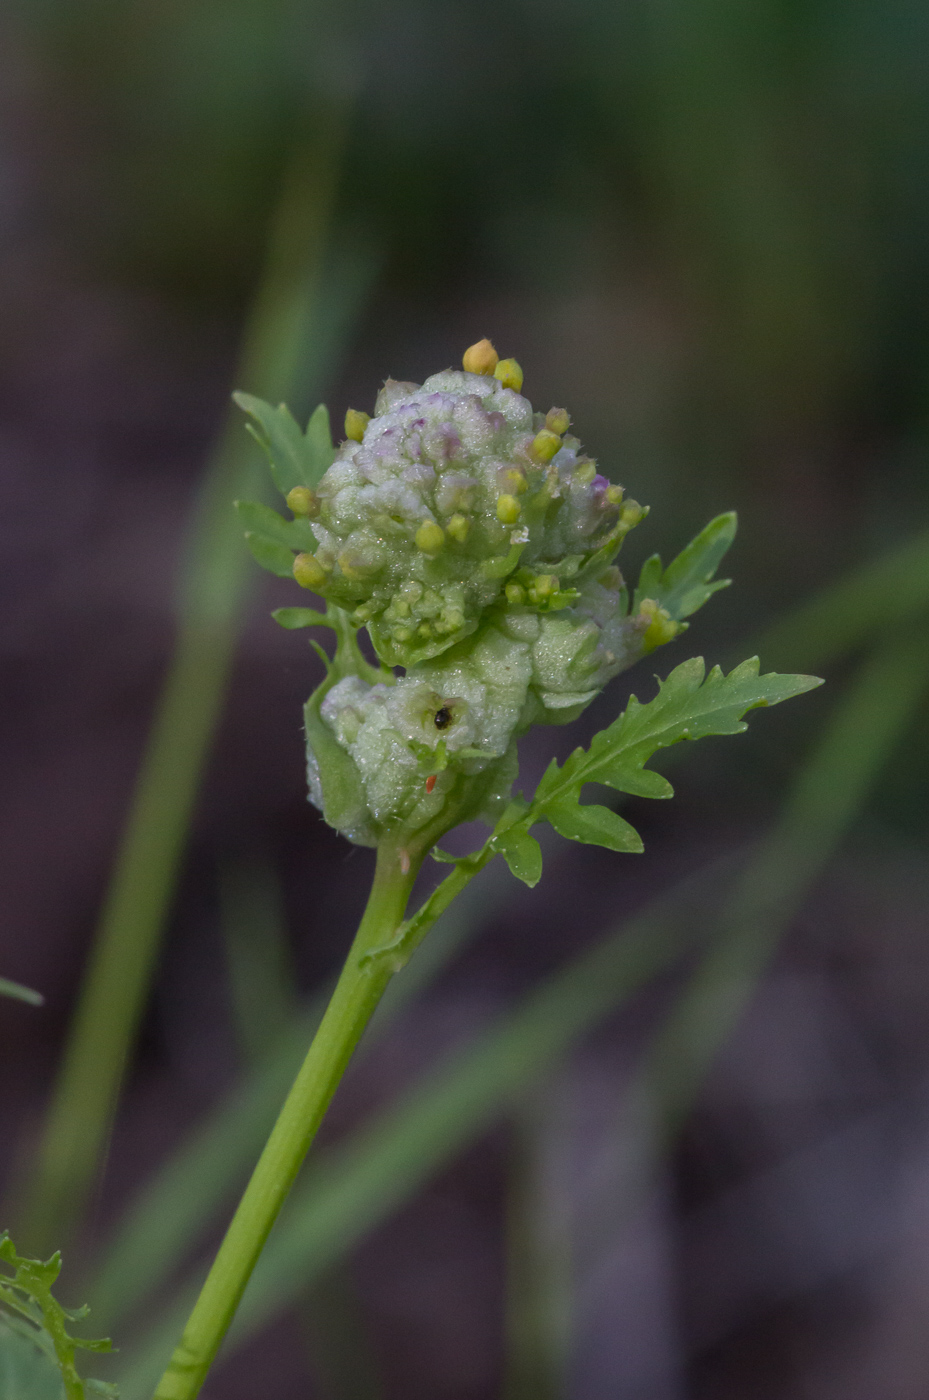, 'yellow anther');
447,513,470,543
393,625,413,642
620,499,644,528
605,484,624,506
344,408,370,442
545,407,570,435
496,494,522,524
293,552,327,591
505,581,526,606
494,357,524,392
531,429,562,462
462,338,499,376
286,486,319,518
415,520,445,554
